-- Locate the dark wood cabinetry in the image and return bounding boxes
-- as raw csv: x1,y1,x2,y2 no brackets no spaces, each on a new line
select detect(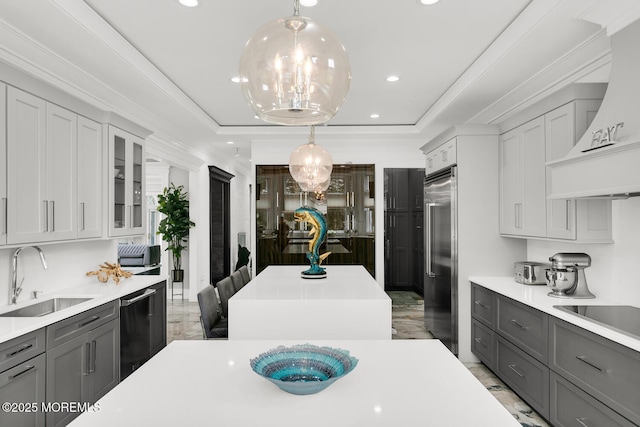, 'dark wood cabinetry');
256,164,375,276
384,168,424,293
